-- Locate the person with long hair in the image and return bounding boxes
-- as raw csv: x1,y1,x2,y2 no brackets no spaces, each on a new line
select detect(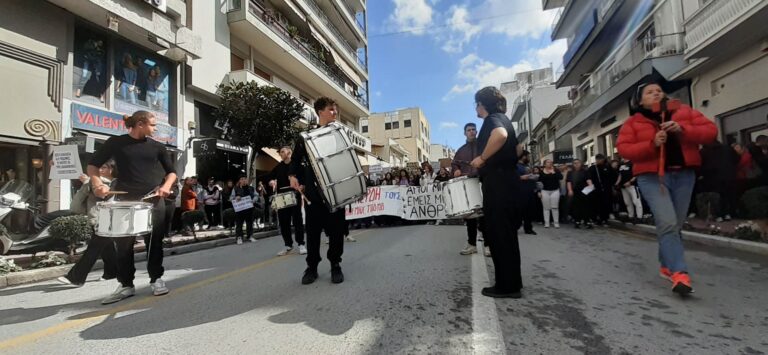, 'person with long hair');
232,175,258,244
88,110,177,304
617,81,717,295
539,159,563,228
470,86,523,298
397,169,410,186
